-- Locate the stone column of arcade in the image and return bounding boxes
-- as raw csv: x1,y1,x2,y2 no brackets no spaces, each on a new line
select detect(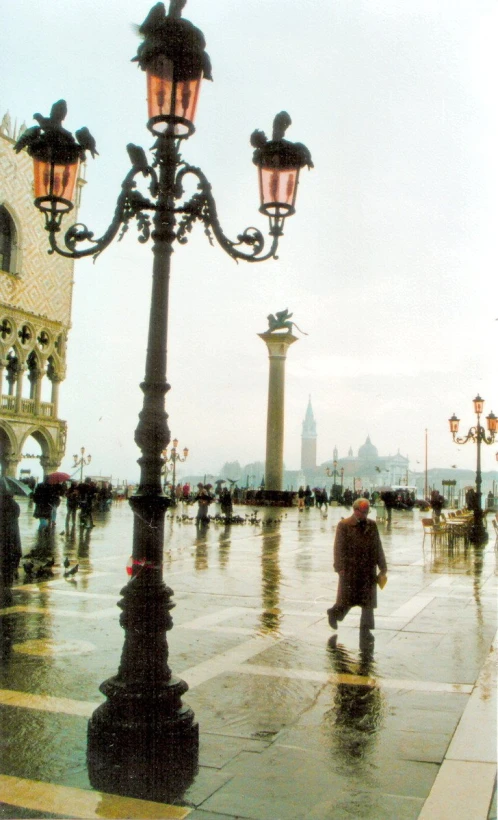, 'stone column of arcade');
259,321,298,495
